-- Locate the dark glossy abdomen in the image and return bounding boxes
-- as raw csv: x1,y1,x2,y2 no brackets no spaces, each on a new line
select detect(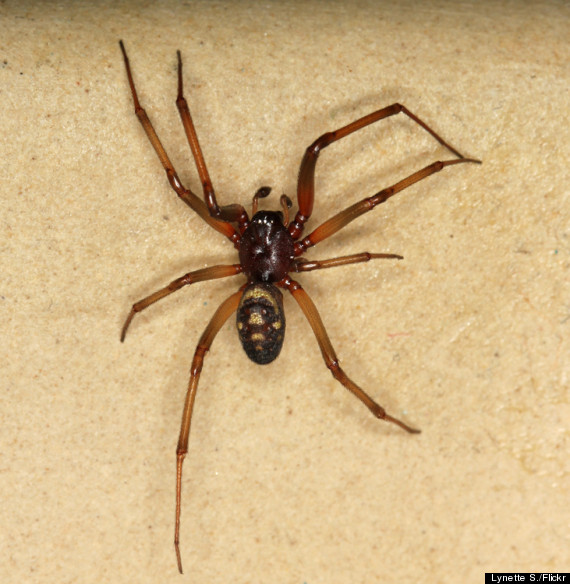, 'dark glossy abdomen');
236,283,285,364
